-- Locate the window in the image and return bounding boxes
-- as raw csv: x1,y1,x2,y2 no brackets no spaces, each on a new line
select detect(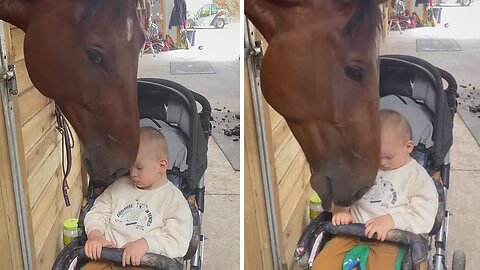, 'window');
211,4,218,14
200,4,211,17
